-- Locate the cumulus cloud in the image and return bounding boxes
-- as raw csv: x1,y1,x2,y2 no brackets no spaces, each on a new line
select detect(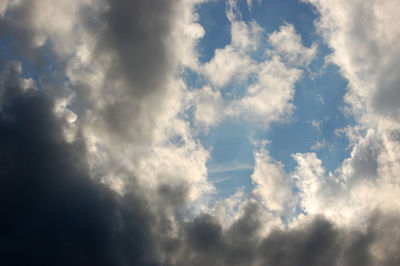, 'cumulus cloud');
201,19,261,87
268,23,317,66
289,0,400,228
251,143,295,213
191,0,312,130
